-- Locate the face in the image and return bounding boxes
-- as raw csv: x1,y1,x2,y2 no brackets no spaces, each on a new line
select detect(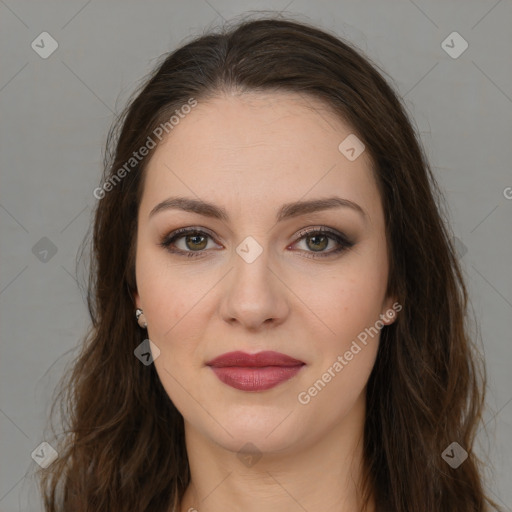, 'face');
133,91,397,455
